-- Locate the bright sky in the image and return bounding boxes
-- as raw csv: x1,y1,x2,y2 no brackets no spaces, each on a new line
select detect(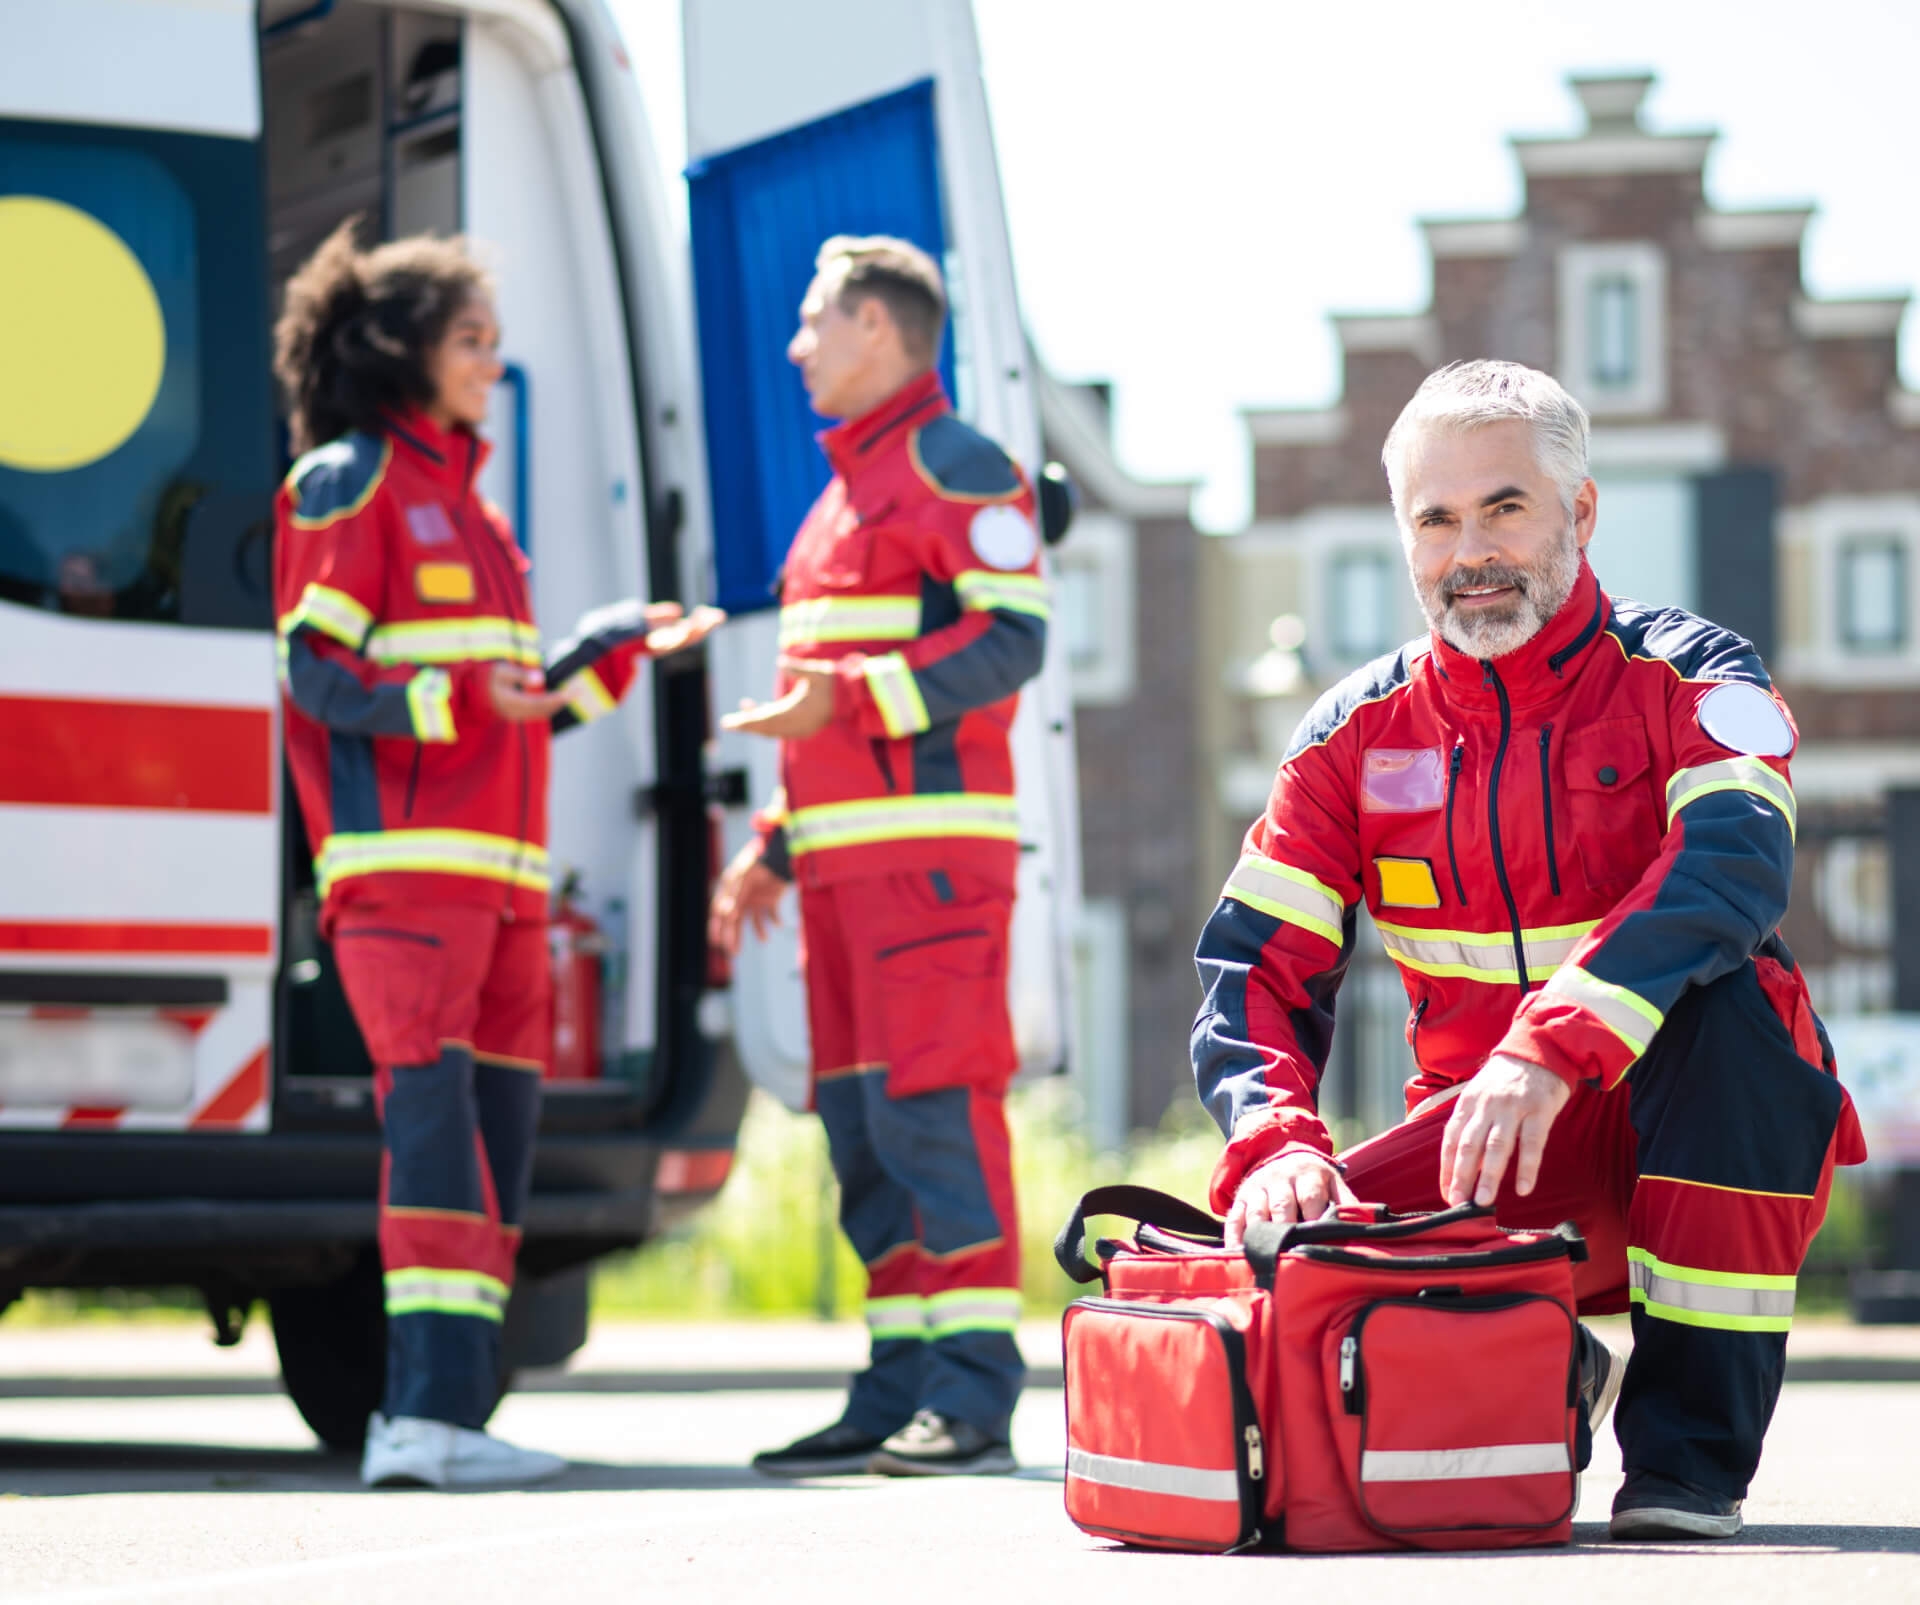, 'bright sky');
611,0,1920,531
